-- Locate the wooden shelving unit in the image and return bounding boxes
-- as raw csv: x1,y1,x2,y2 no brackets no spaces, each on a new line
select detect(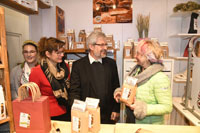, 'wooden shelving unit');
0,7,15,132
64,48,118,60
64,49,86,53
0,0,38,15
